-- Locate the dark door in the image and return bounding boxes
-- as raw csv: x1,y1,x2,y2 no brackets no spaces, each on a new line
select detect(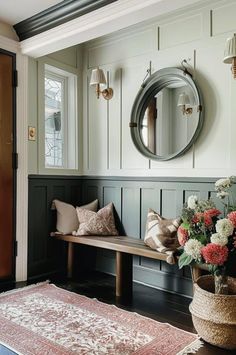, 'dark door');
0,50,16,280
